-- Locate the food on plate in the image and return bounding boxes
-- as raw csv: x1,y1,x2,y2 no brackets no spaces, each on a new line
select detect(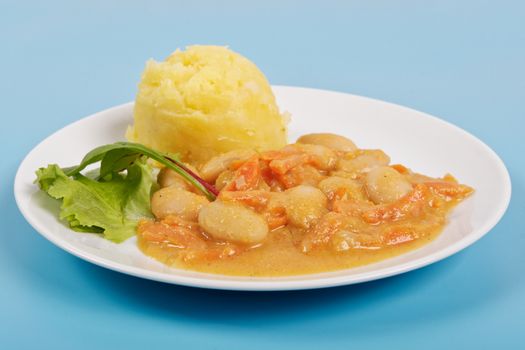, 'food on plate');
35,135,473,276
136,134,473,276
126,45,288,166
34,46,474,277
